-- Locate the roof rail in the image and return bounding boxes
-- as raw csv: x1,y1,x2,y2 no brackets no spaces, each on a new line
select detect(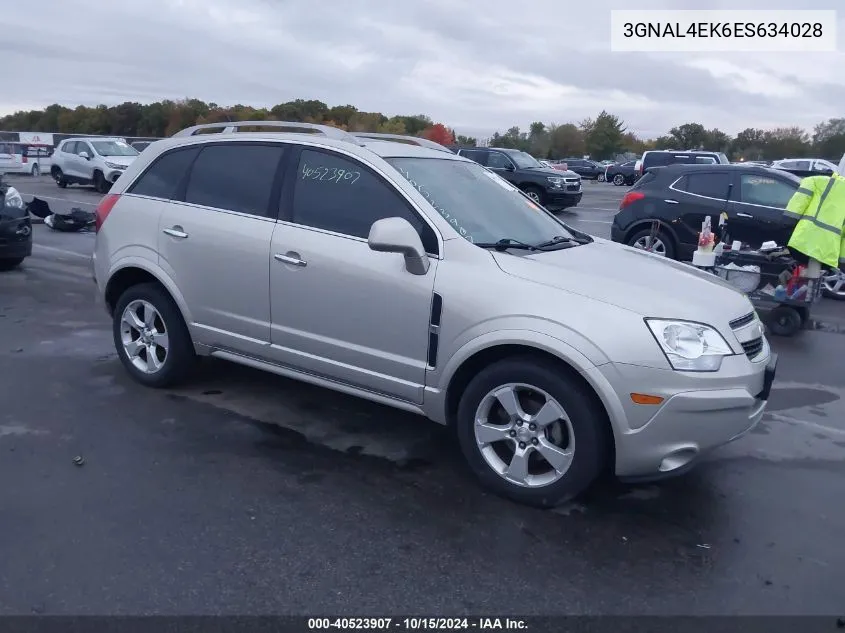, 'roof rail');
350,132,454,153
172,120,363,145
